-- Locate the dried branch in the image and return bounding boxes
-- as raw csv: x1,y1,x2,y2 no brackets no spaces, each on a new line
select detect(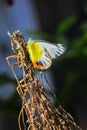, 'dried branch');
6,30,82,130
